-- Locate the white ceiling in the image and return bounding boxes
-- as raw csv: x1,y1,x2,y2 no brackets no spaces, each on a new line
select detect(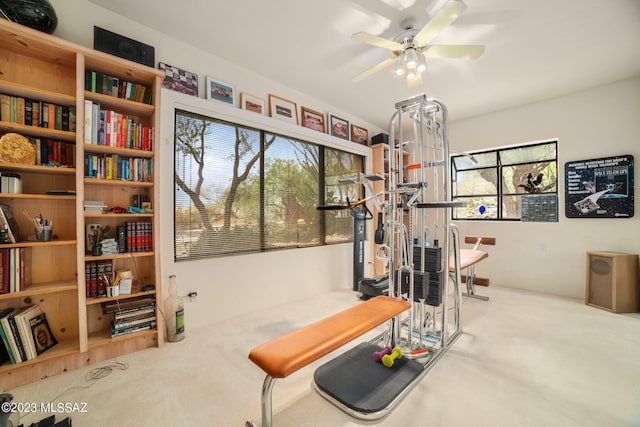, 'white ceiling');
88,0,640,130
